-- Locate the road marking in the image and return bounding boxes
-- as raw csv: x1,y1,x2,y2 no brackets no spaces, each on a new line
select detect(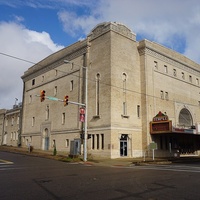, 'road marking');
0,167,23,171
0,159,13,164
132,165,200,173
